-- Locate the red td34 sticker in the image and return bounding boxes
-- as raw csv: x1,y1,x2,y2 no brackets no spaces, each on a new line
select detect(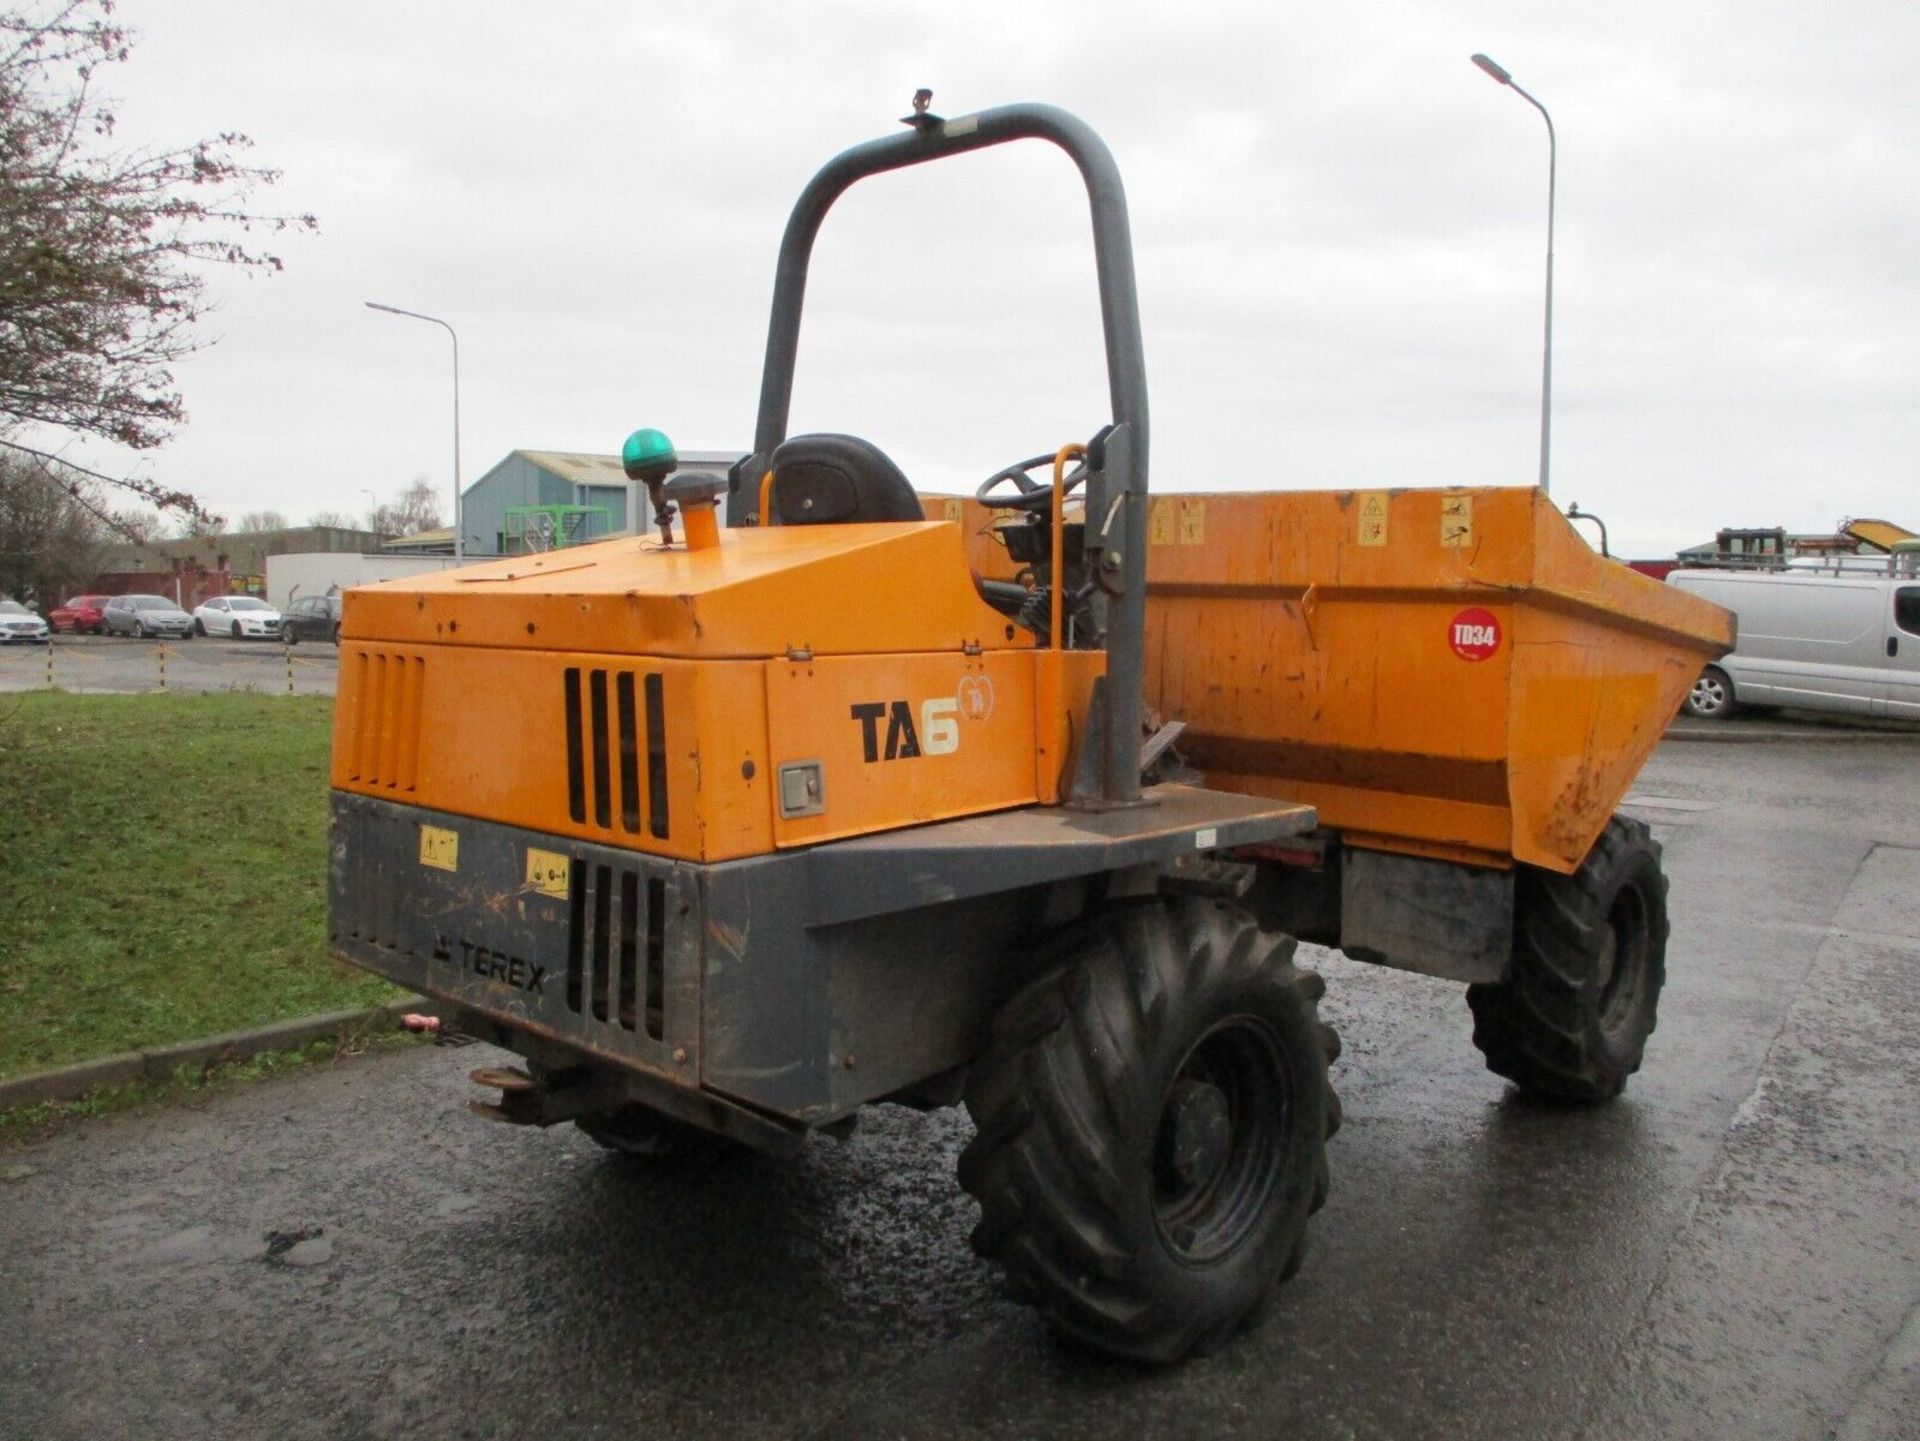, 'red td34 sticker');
1449,607,1502,661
